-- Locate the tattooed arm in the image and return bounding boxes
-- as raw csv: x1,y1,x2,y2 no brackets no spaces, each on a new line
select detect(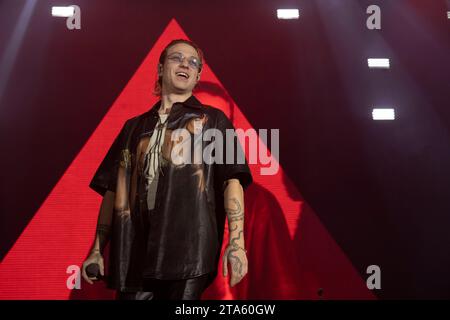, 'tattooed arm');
91,190,114,253
82,190,114,284
222,178,248,287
